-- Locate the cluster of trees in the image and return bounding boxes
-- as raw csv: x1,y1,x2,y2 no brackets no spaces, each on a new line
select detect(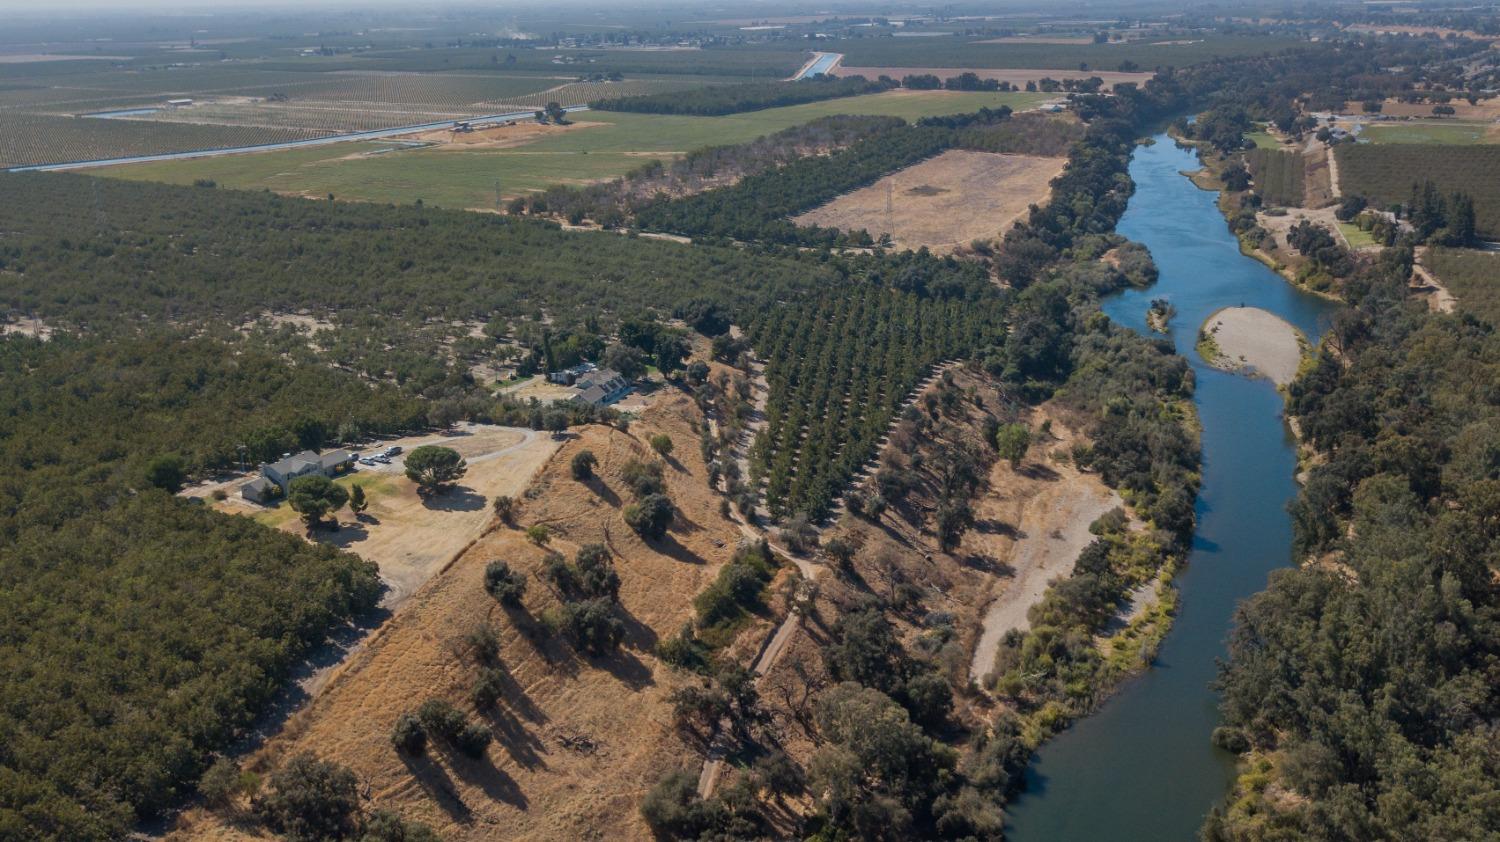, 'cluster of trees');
951,110,1086,157
1206,245,1500,839
540,543,627,654
634,123,957,246
518,114,904,228
0,332,406,839
749,282,1002,521
0,171,845,336
692,541,776,636
591,74,894,116
901,71,1021,92
1405,179,1478,246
